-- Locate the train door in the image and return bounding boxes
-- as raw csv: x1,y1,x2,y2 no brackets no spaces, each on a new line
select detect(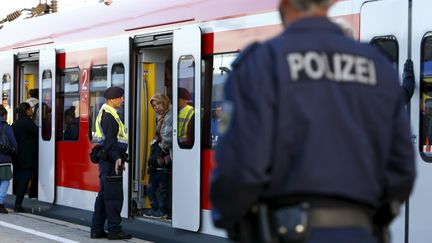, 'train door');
410,0,432,242
107,37,131,217
172,26,201,231
131,32,173,221
15,51,40,199
0,51,15,195
38,48,56,203
360,1,410,242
